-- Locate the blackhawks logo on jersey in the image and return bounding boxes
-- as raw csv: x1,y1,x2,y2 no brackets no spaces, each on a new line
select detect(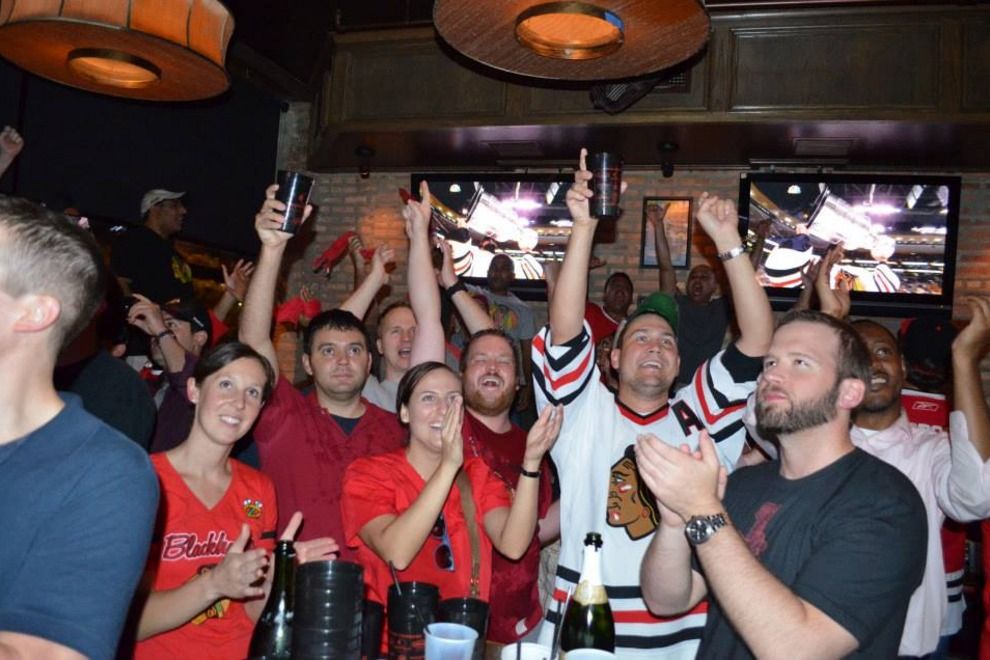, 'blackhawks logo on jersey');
242,498,263,519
